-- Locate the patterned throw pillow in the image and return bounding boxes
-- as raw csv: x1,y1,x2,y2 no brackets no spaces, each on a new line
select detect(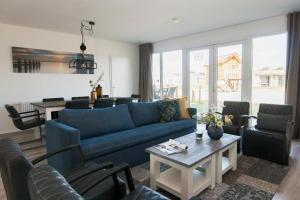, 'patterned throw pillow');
159,100,180,122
